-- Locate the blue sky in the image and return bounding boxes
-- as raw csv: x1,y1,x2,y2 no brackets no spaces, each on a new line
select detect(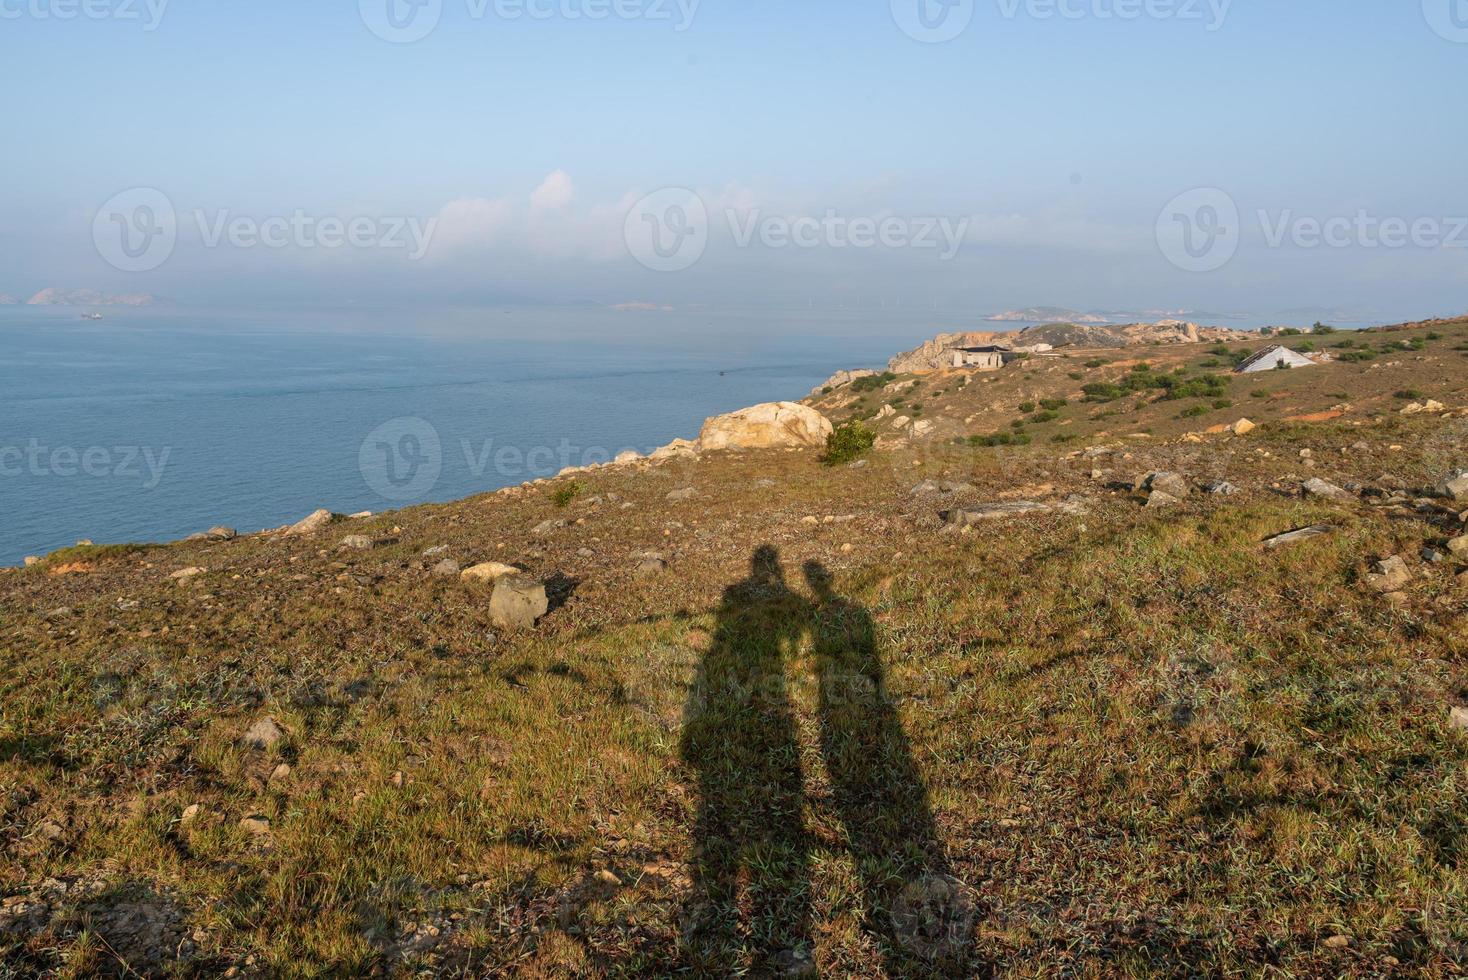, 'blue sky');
3,0,1466,321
